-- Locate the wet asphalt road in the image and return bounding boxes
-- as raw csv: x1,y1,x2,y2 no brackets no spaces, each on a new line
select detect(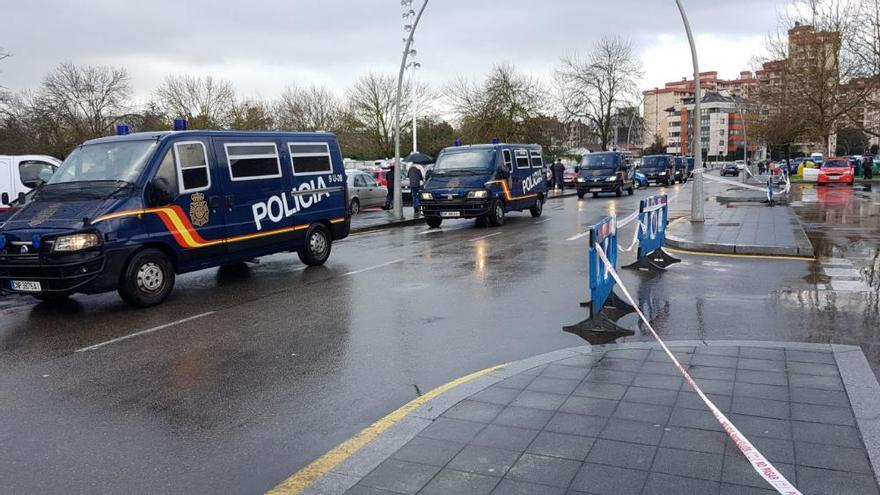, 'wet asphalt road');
0,178,877,494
